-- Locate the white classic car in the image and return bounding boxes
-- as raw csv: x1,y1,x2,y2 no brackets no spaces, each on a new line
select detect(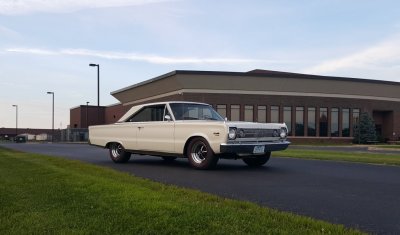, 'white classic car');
89,102,290,169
